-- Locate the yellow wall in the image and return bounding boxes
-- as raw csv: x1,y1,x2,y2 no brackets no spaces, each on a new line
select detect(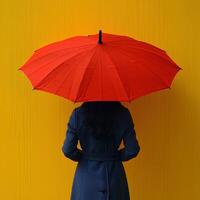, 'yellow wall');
1,0,199,199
